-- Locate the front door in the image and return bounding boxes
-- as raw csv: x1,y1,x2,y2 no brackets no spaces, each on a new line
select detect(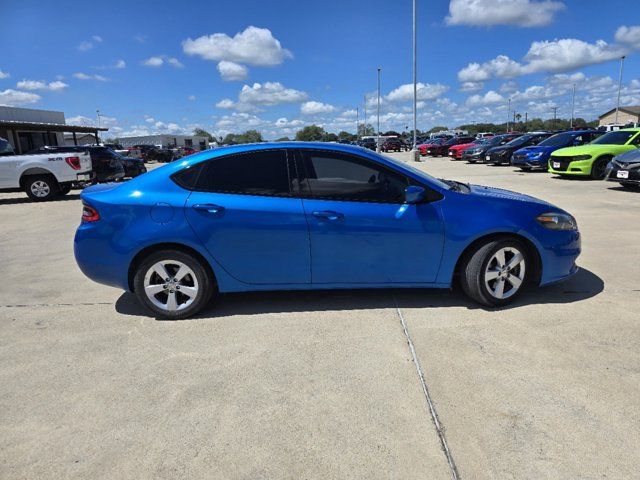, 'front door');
184,149,311,285
296,149,444,284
